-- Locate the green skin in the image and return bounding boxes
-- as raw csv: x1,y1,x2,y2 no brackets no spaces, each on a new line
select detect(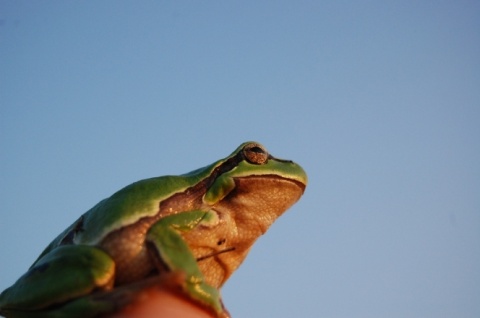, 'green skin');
0,142,307,318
